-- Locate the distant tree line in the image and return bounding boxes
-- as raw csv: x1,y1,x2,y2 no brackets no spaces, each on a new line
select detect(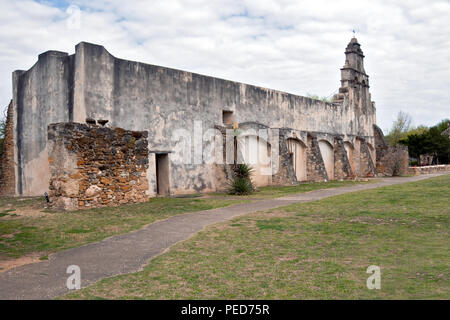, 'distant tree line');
385,112,450,165
306,93,333,103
